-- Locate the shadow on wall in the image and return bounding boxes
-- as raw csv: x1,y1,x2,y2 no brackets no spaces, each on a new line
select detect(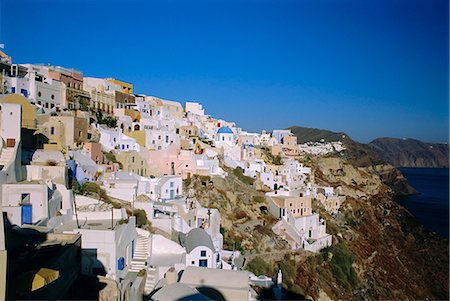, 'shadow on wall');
3,213,107,300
